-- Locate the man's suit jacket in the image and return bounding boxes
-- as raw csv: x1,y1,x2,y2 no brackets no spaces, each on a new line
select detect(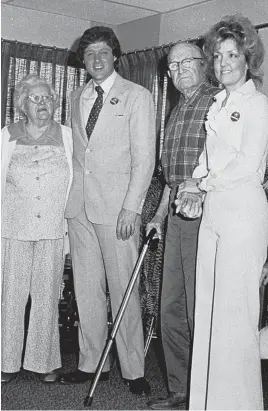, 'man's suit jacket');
65,73,156,225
